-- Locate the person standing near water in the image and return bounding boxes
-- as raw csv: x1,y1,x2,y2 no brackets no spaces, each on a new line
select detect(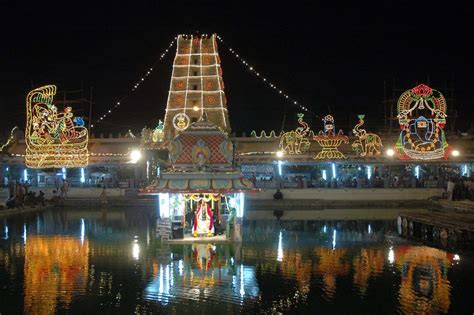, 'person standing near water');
100,187,108,205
